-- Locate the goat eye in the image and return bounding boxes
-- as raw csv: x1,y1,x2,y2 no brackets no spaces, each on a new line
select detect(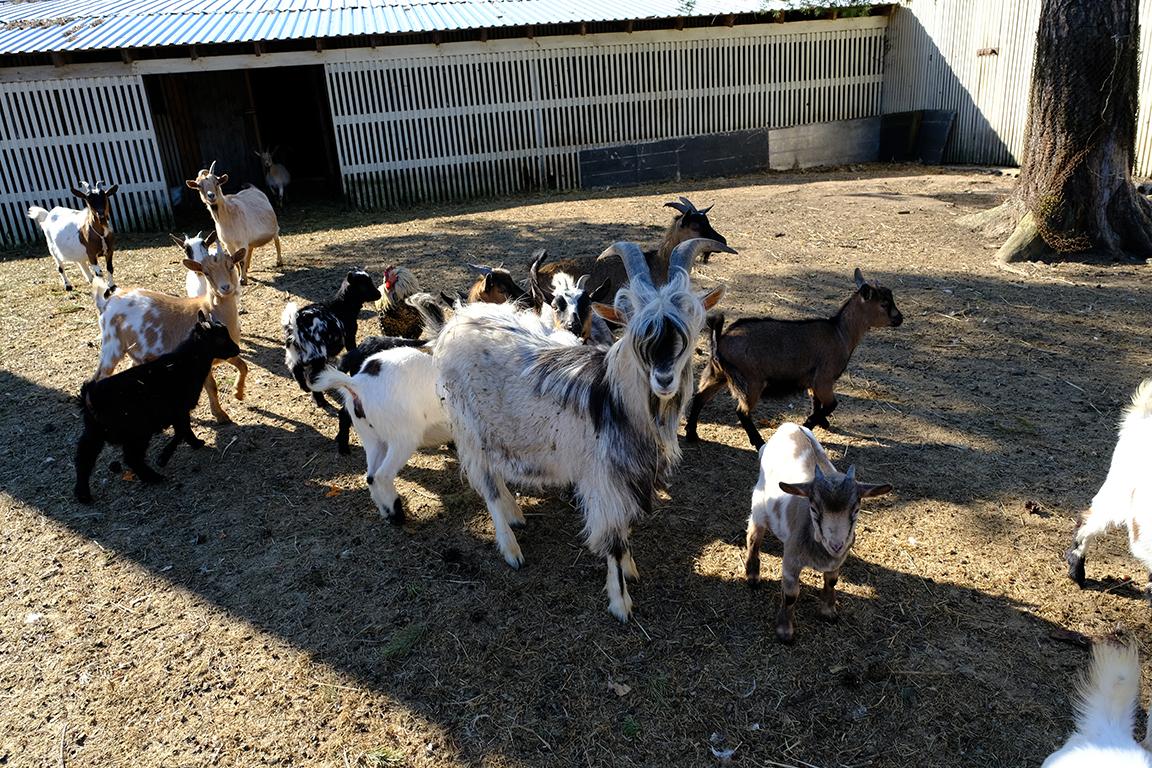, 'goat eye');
554,297,567,312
